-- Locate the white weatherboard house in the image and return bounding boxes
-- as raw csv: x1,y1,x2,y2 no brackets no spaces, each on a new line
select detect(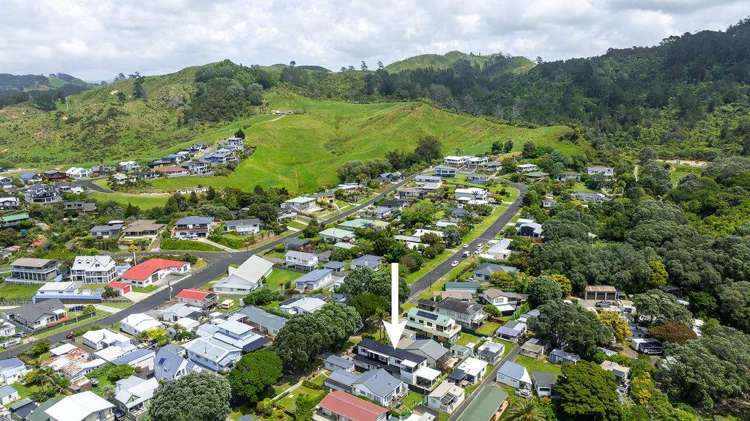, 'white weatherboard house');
213,255,273,295
70,255,118,284
82,329,131,351
120,313,162,336
45,391,114,421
